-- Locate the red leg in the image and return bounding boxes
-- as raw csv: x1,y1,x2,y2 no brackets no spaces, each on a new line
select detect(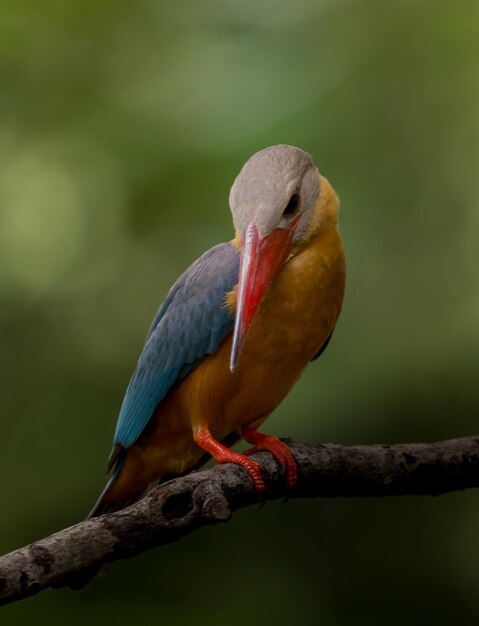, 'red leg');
241,428,298,489
195,425,265,493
